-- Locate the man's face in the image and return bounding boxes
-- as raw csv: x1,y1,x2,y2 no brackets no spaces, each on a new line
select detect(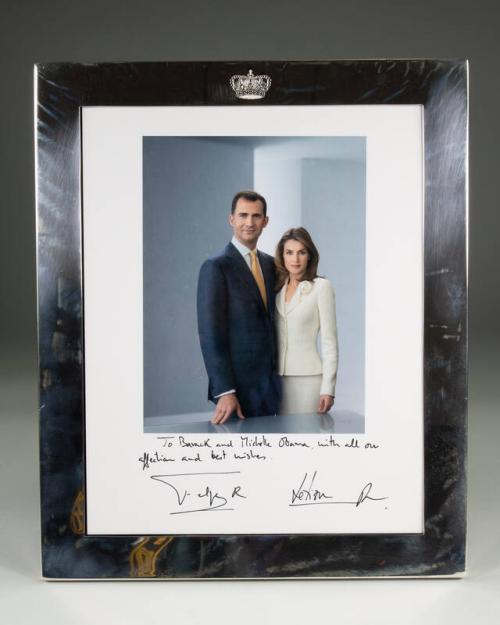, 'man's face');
229,198,268,248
